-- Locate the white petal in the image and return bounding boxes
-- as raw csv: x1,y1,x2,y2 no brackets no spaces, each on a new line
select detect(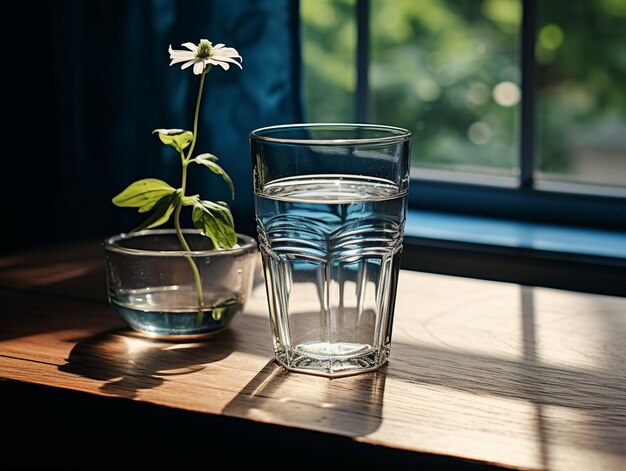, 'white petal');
210,55,242,69
181,59,197,70
193,61,205,75
212,50,236,59
170,45,193,54
214,47,240,58
207,59,230,70
182,42,198,52
213,43,225,49
170,51,195,60
221,56,243,67
213,52,242,64
169,51,195,65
